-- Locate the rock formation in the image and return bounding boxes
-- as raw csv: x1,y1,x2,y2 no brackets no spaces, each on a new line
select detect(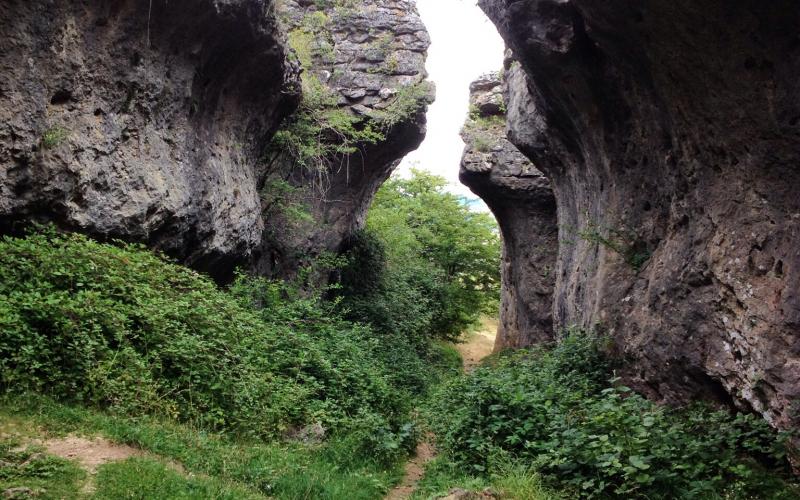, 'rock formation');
0,0,431,282
460,72,557,350
257,0,433,277
479,0,800,431
0,0,301,280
